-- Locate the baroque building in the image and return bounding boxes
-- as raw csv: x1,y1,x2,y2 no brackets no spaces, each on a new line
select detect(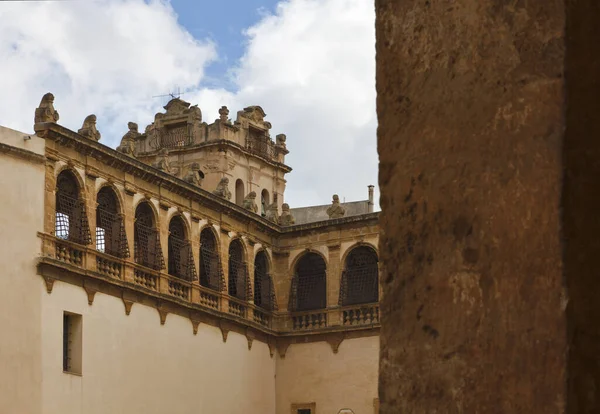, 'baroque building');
0,94,380,414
